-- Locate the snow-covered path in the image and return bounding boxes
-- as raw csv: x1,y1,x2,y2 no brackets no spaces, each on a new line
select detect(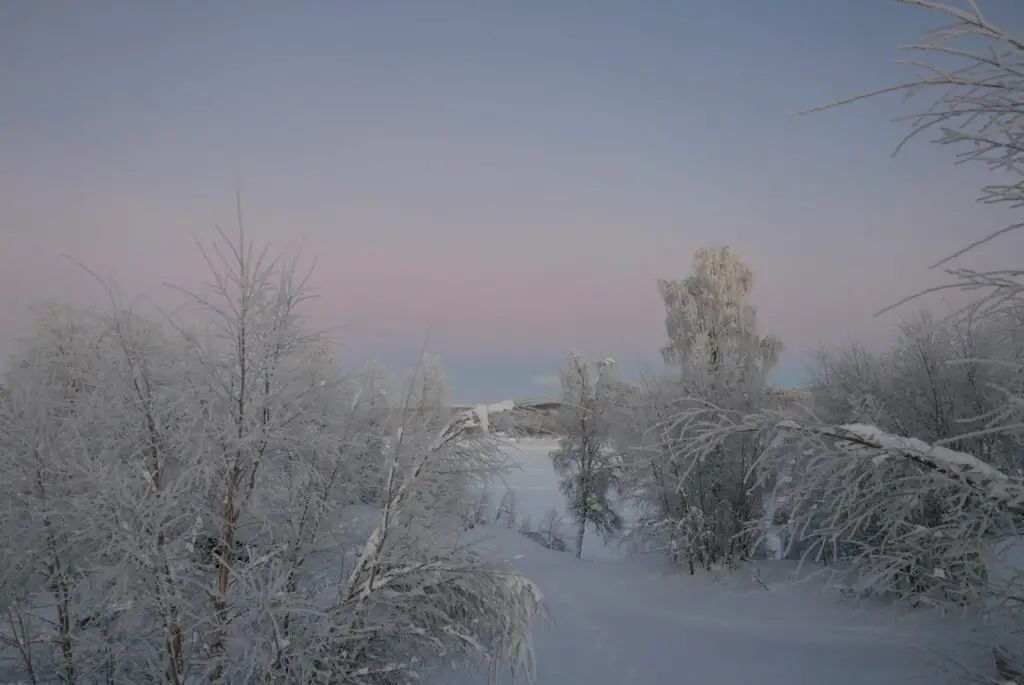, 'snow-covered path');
499,533,977,685
472,438,987,685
